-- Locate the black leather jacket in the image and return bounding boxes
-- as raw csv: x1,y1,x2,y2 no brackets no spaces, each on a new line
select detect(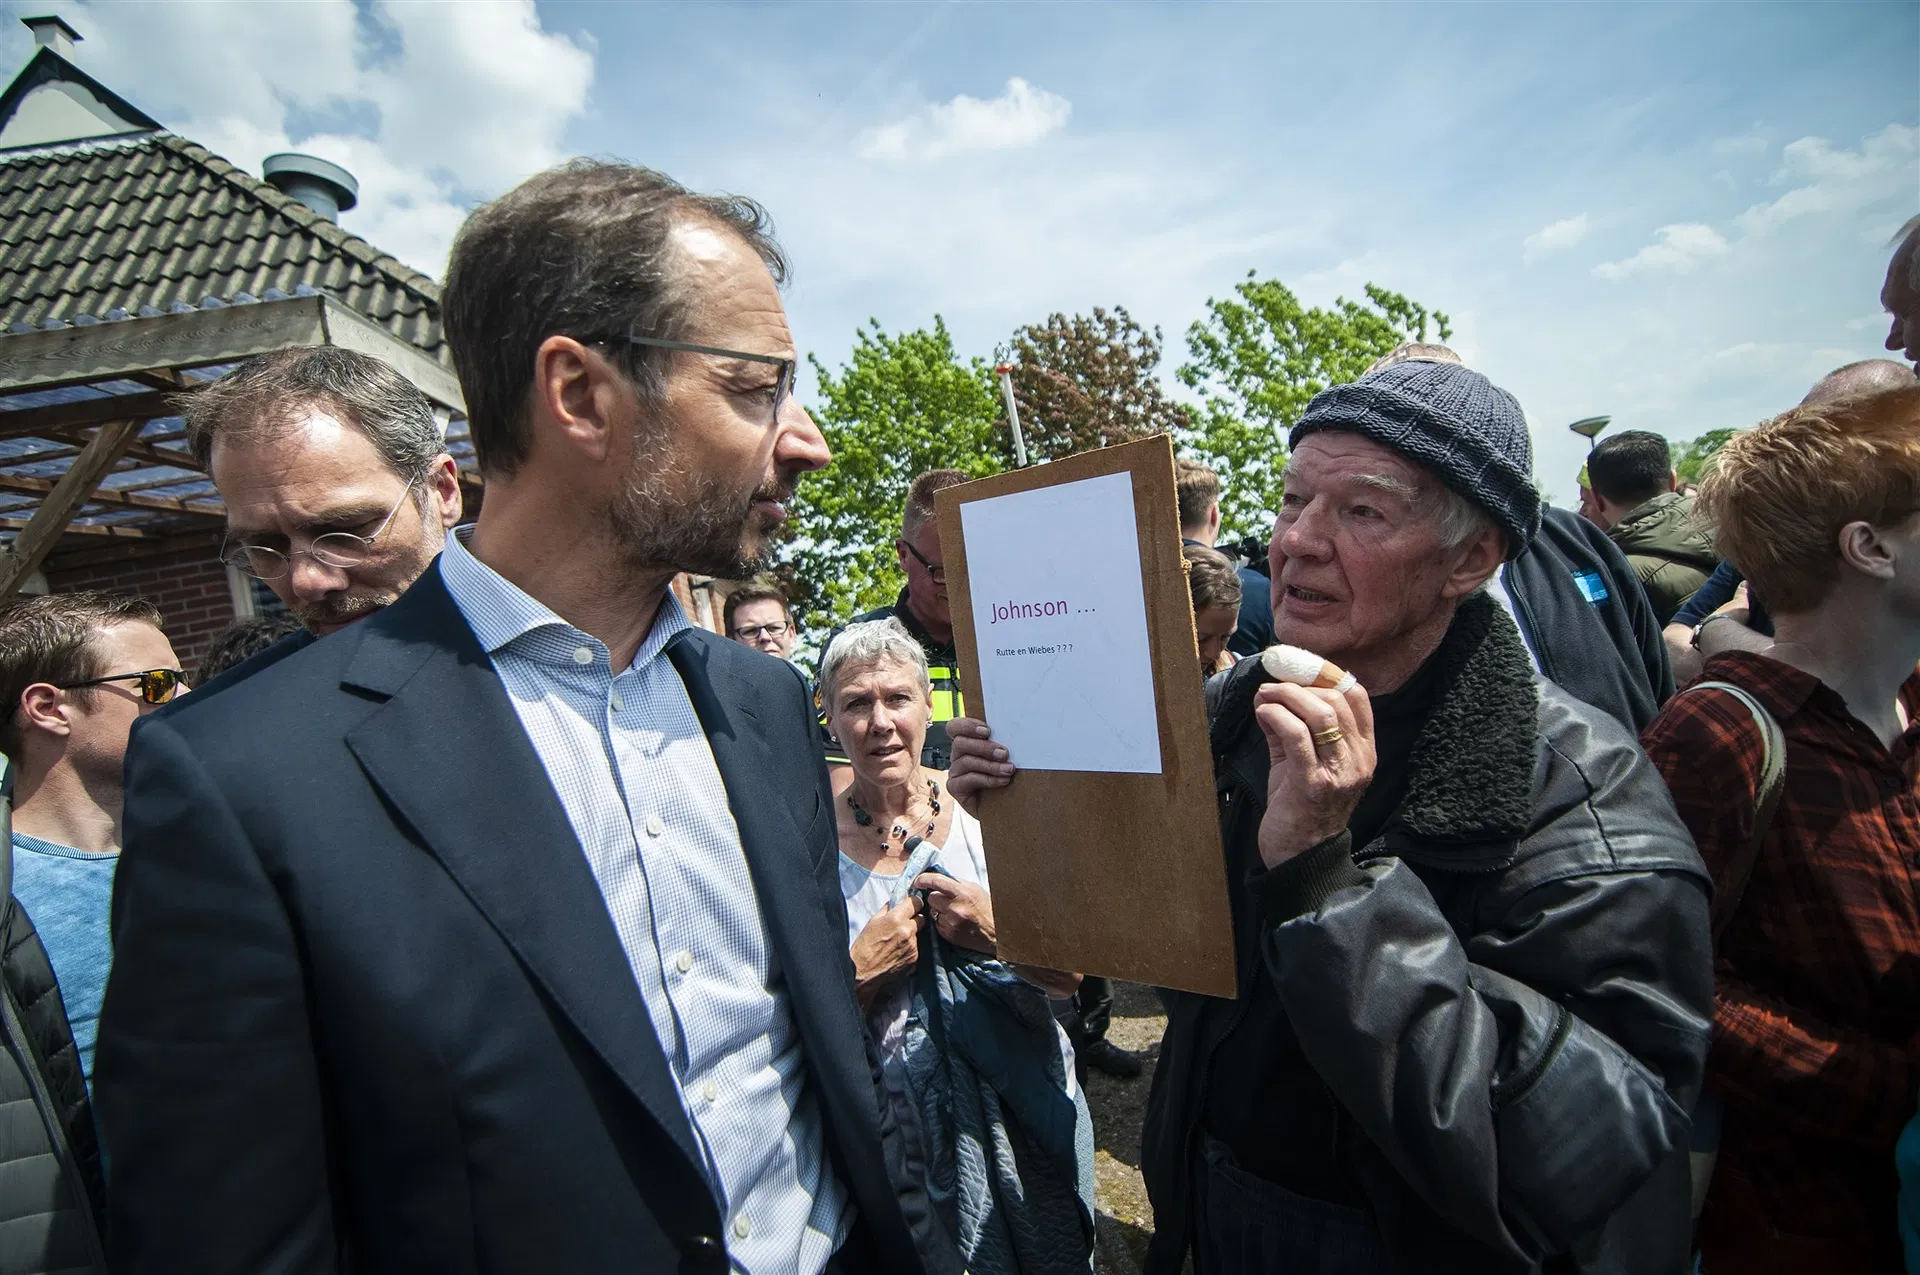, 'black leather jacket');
1142,594,1714,1274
